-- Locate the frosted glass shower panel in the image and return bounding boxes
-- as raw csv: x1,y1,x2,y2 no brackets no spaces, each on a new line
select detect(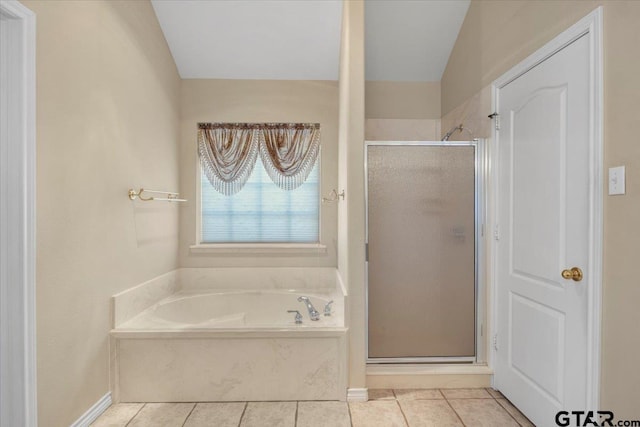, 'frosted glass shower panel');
367,145,476,359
